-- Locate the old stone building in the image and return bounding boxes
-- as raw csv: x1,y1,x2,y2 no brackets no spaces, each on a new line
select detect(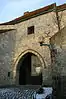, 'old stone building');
0,3,66,87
